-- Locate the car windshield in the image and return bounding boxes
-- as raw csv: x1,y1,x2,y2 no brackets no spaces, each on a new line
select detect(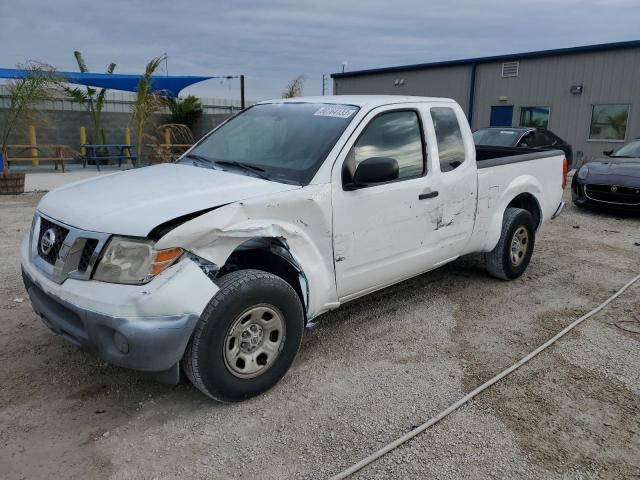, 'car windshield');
180,103,359,185
612,140,640,158
473,128,521,147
